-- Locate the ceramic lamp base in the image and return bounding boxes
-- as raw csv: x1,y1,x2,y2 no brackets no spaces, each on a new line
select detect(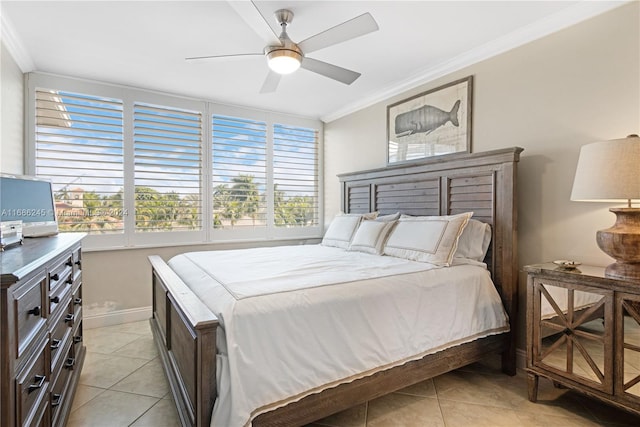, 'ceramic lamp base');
597,208,640,282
